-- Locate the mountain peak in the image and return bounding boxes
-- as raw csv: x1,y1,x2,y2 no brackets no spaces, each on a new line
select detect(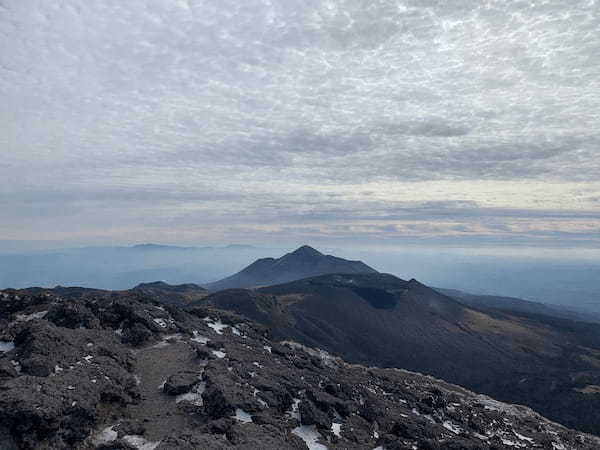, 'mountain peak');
205,246,376,290
287,245,323,258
